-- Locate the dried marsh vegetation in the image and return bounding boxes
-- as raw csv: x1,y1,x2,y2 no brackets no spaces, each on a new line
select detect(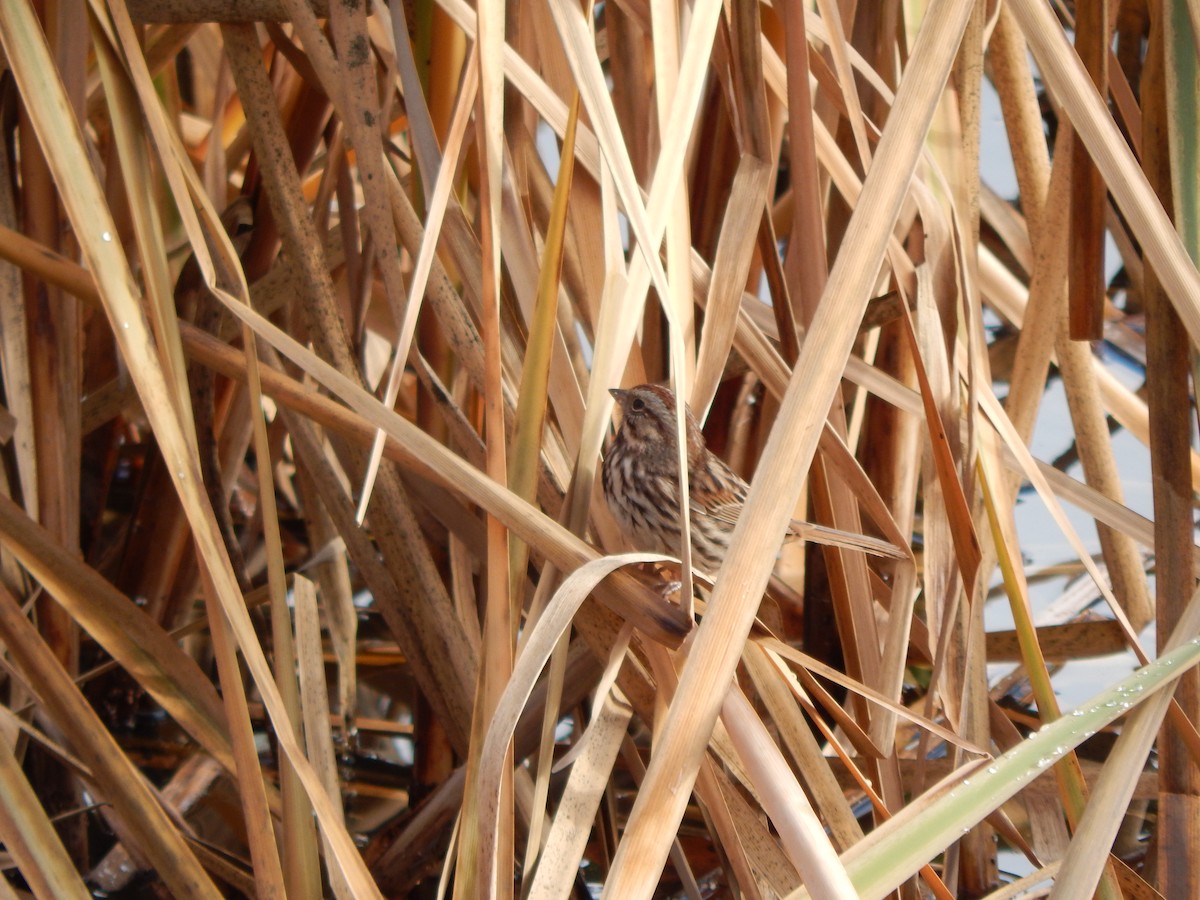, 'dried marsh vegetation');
0,0,1196,896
